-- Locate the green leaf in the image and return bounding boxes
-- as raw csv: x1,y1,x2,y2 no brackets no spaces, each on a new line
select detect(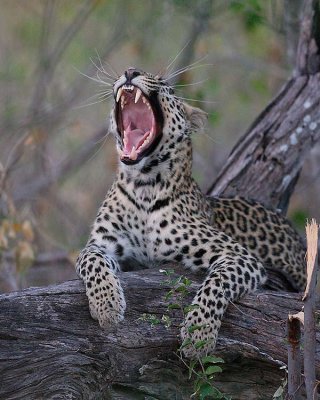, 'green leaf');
150,317,160,325
179,338,192,349
171,276,182,286
176,284,188,293
188,324,202,333
139,313,161,325
182,277,192,286
164,290,173,300
199,383,223,399
201,356,225,365
167,303,180,310
205,365,223,375
195,340,208,350
184,304,200,313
